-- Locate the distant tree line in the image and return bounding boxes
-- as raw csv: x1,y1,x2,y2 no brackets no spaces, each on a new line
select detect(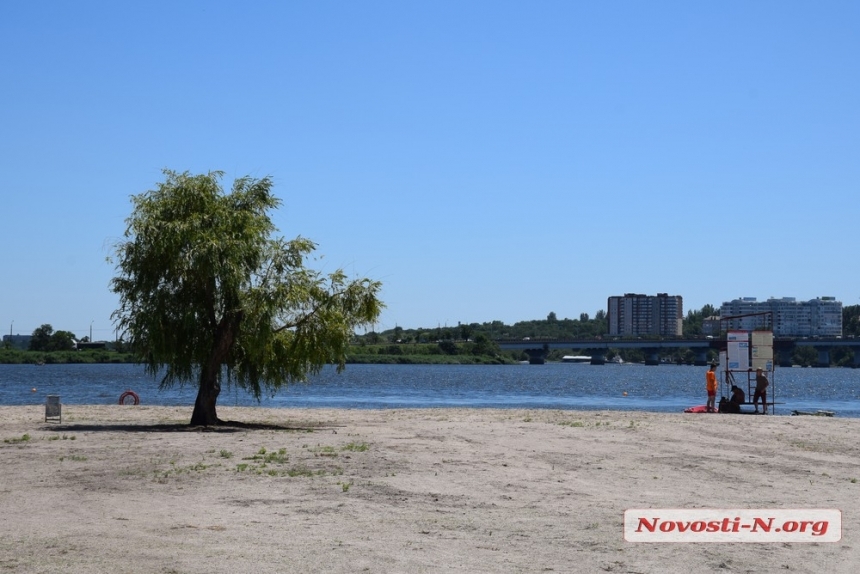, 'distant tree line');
355,310,610,346
5,305,858,366
0,323,135,363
